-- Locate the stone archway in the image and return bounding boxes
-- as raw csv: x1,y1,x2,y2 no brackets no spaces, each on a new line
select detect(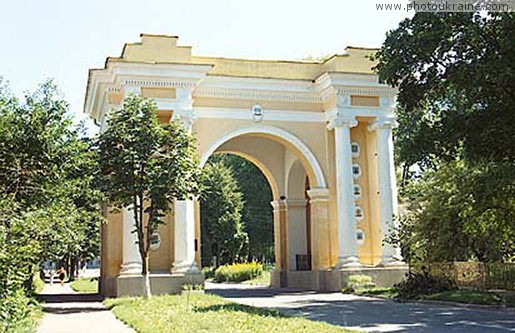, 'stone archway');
200,125,327,189
198,126,331,289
